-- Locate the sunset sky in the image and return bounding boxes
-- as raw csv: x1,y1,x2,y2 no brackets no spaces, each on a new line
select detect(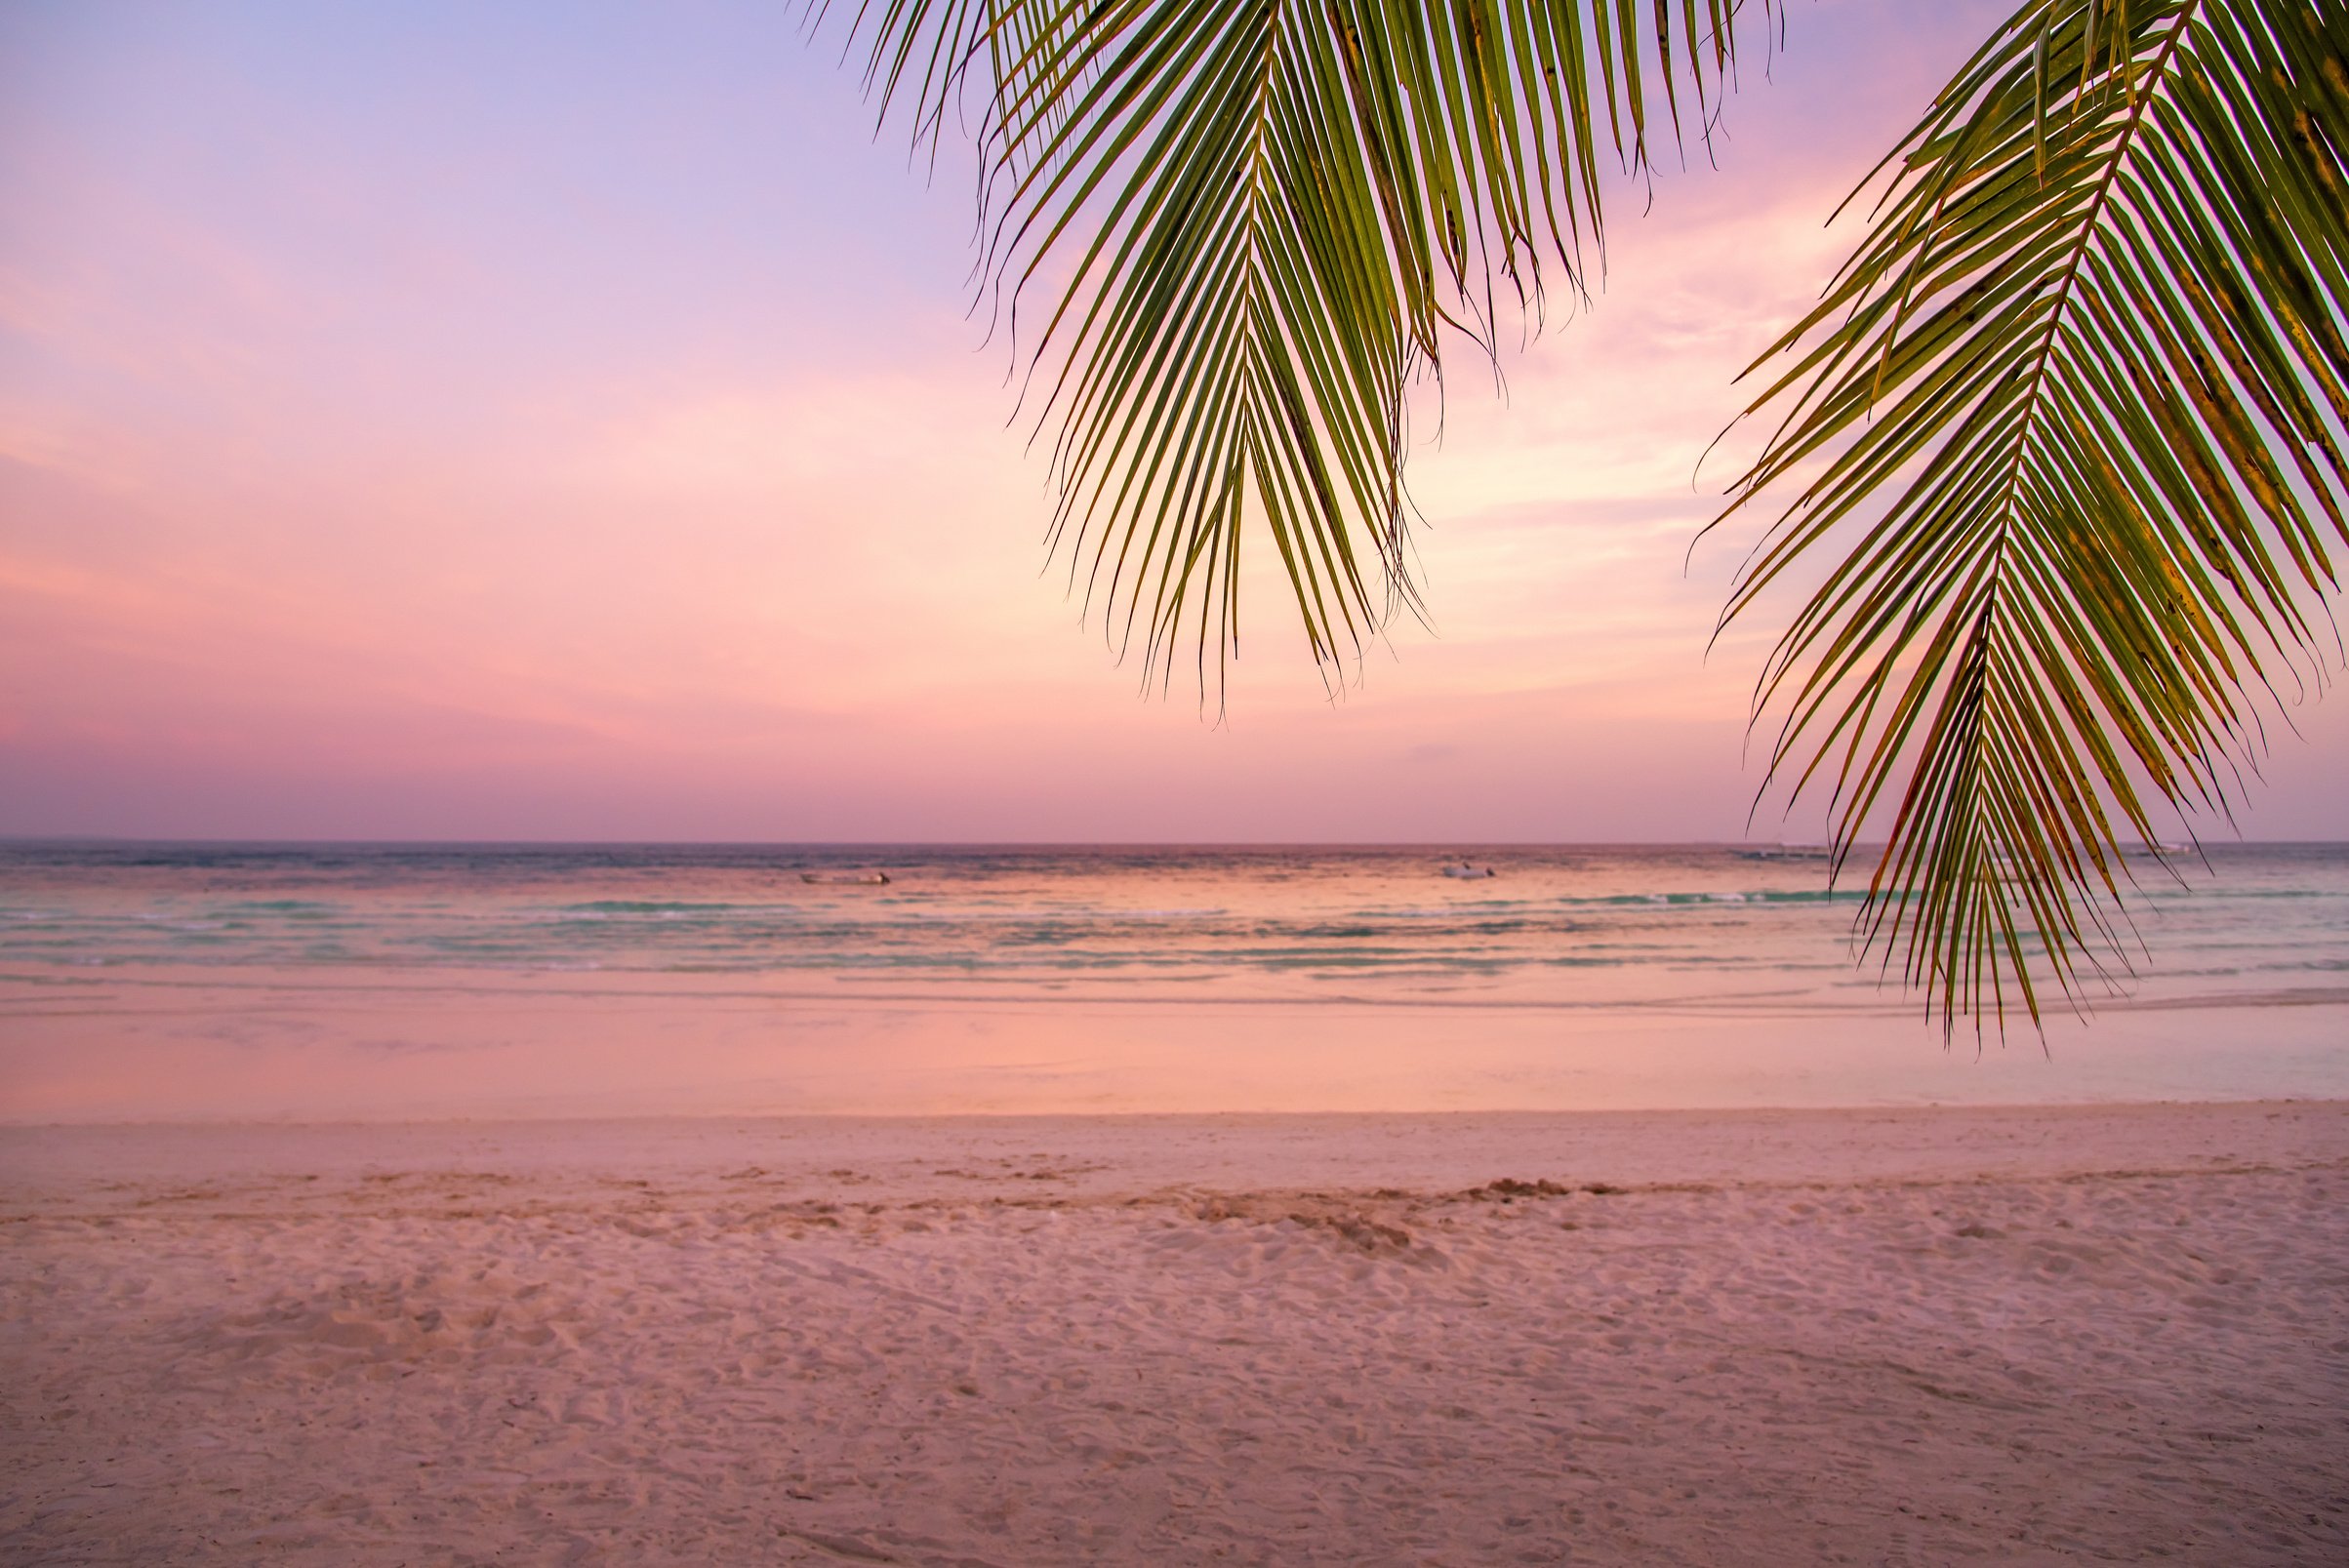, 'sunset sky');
5,0,2344,843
